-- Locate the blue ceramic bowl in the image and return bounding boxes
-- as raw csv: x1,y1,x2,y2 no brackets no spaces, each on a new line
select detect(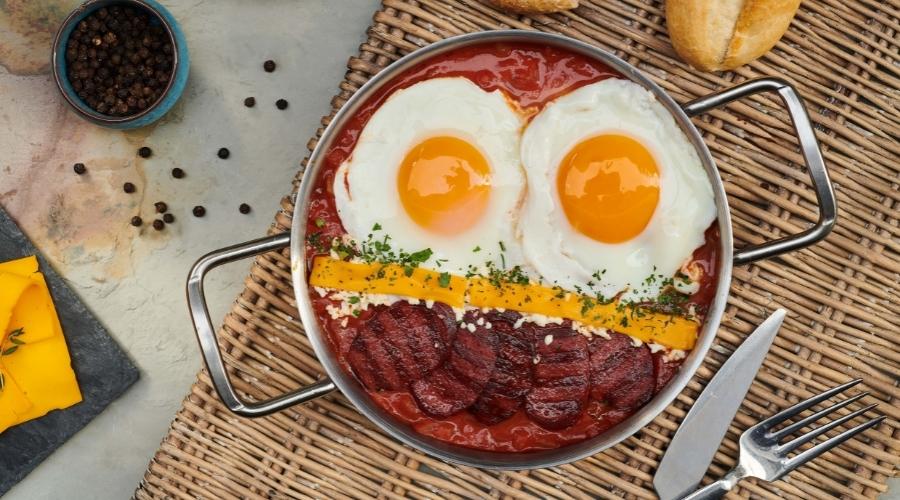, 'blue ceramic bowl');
51,0,189,129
